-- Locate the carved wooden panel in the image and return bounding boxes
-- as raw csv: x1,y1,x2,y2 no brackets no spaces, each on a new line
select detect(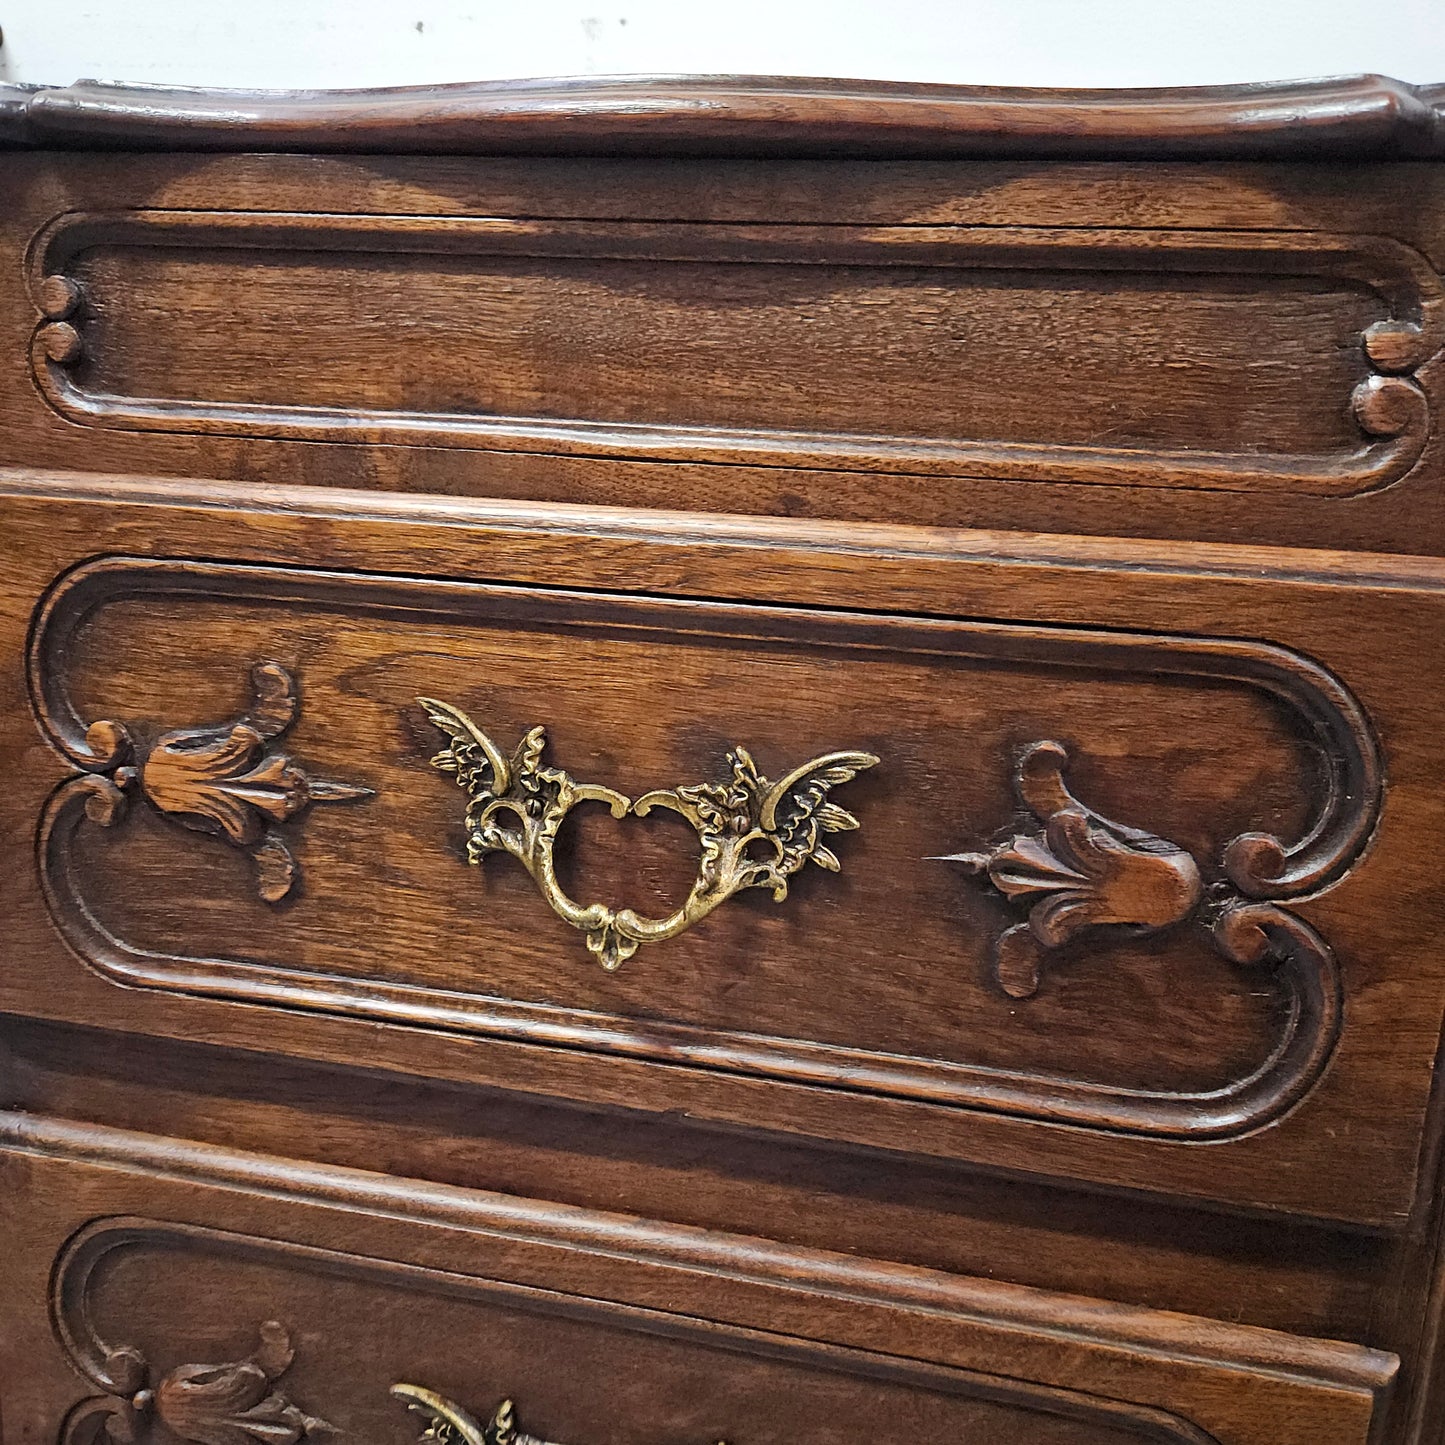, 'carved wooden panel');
54,1226,1198,1445
0,1117,1396,1445
10,528,1439,1223
28,210,1444,495
8,153,1445,554
7,83,1445,1445
29,555,1366,1129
